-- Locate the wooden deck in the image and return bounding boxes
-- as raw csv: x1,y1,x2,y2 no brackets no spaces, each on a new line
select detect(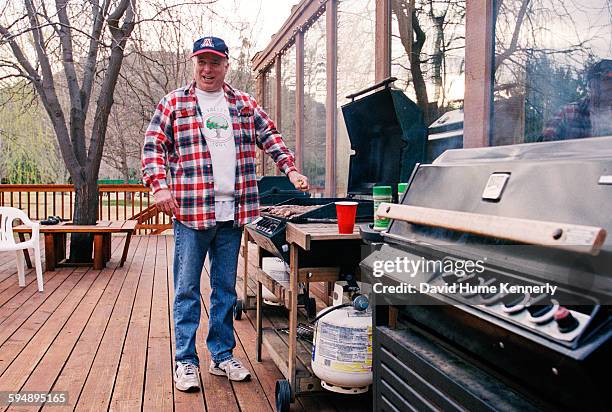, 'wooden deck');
0,235,371,411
